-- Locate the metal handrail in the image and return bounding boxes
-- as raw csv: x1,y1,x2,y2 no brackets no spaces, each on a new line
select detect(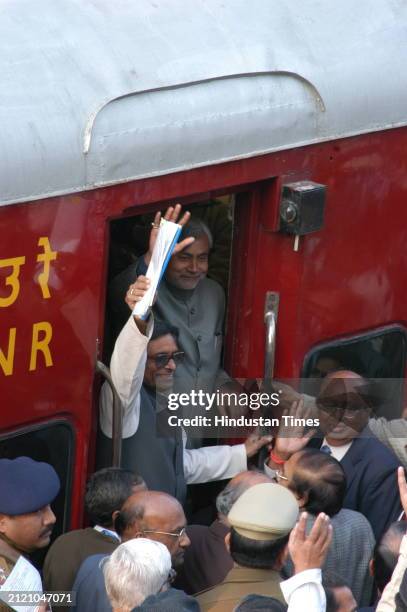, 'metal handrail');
96,360,123,467
264,292,280,381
